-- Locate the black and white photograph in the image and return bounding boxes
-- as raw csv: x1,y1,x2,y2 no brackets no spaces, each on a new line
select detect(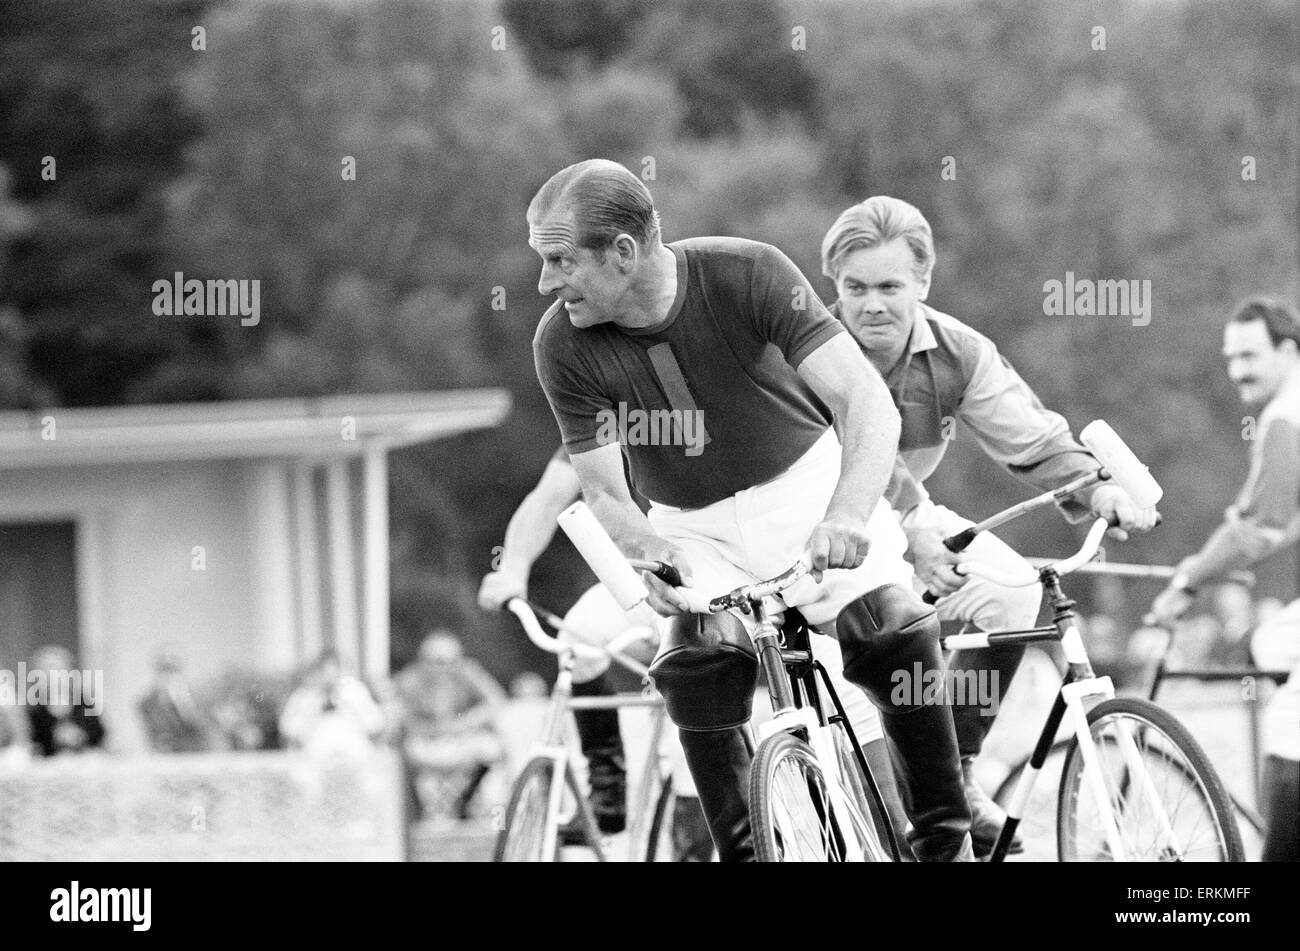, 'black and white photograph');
0,0,1296,919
